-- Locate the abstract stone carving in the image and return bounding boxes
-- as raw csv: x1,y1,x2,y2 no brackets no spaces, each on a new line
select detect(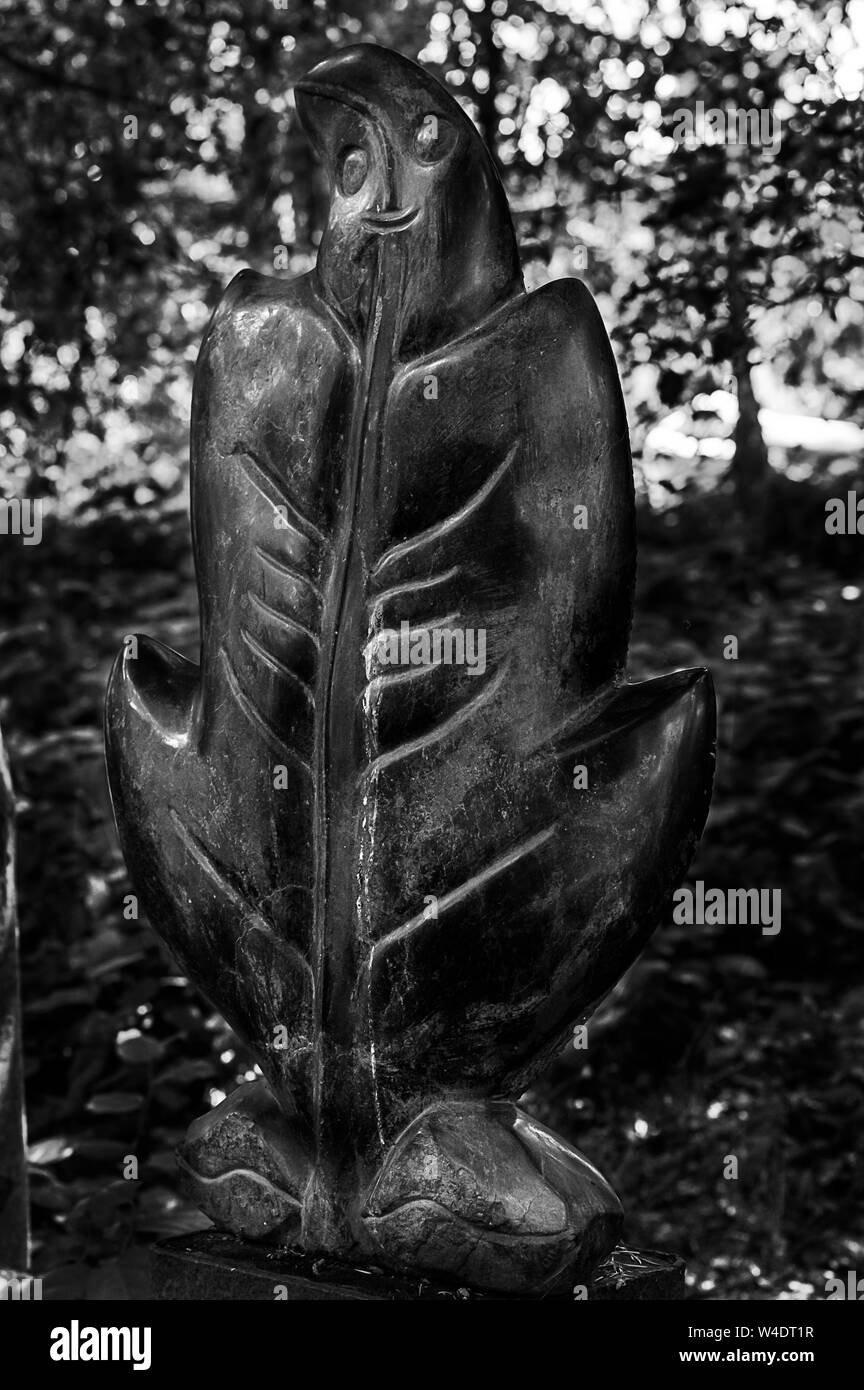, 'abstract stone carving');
105,44,715,1295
